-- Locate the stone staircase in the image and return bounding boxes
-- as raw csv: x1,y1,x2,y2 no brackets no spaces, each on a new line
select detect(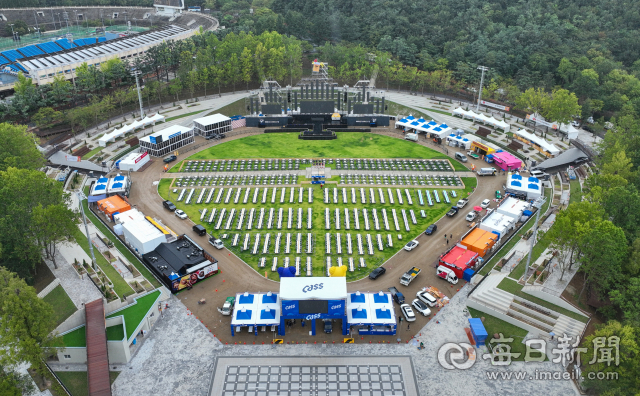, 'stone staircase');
469,273,587,338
